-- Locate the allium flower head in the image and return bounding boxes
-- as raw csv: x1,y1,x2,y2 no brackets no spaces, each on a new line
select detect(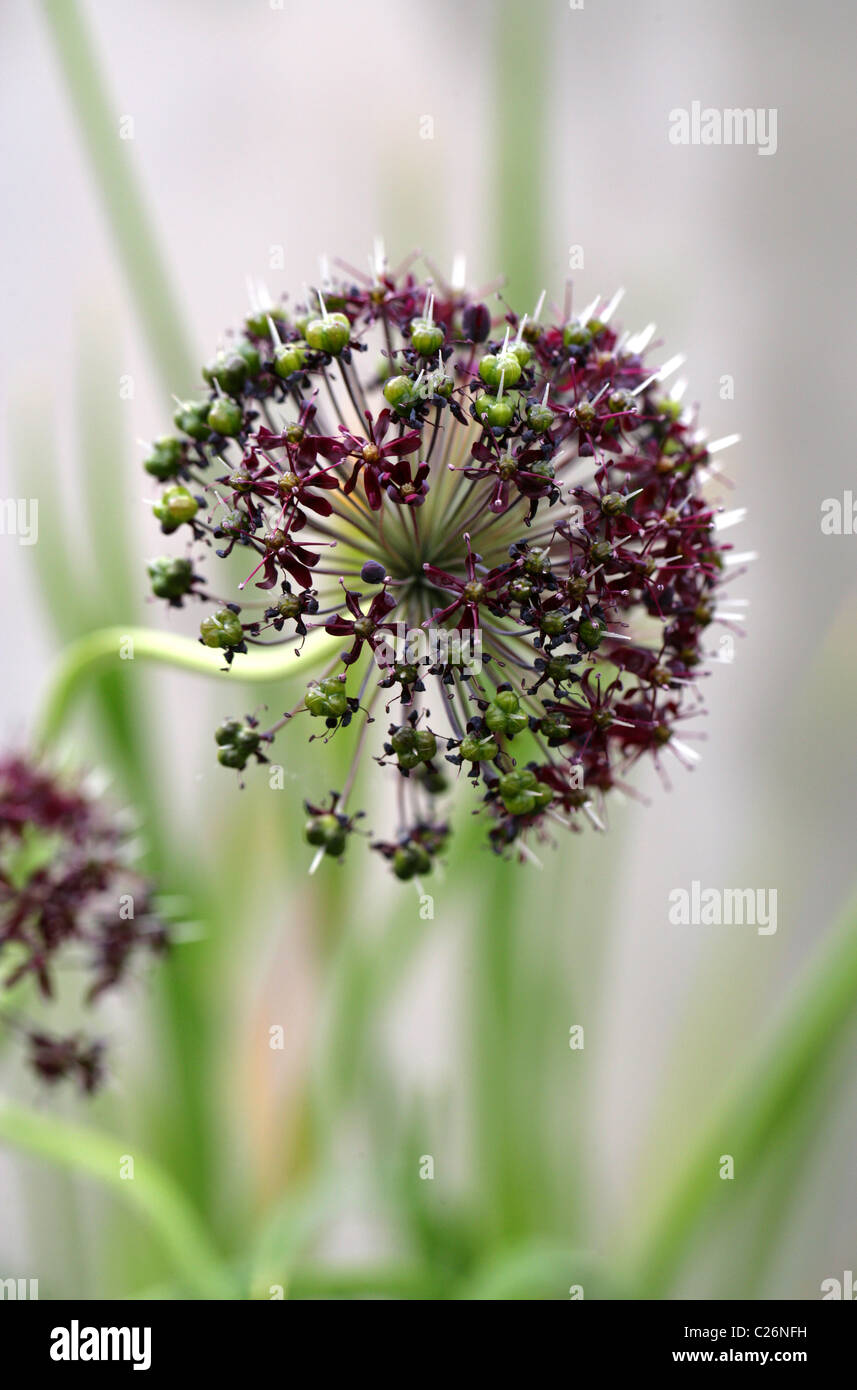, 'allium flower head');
0,755,168,1090
145,251,744,876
